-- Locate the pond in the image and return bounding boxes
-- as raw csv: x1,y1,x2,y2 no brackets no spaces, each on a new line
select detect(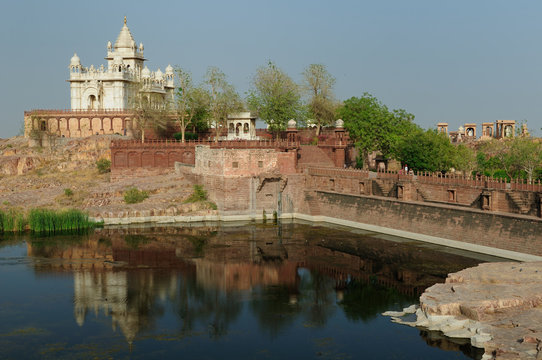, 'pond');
0,221,503,359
